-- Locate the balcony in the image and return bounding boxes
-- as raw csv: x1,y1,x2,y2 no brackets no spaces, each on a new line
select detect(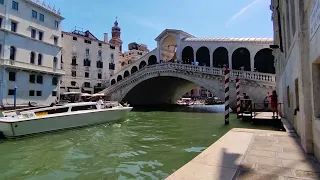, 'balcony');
0,59,65,75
